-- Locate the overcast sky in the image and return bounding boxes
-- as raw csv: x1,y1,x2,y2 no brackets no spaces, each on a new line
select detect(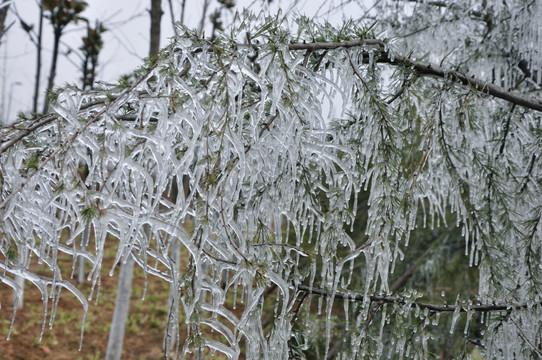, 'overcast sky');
0,0,368,124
